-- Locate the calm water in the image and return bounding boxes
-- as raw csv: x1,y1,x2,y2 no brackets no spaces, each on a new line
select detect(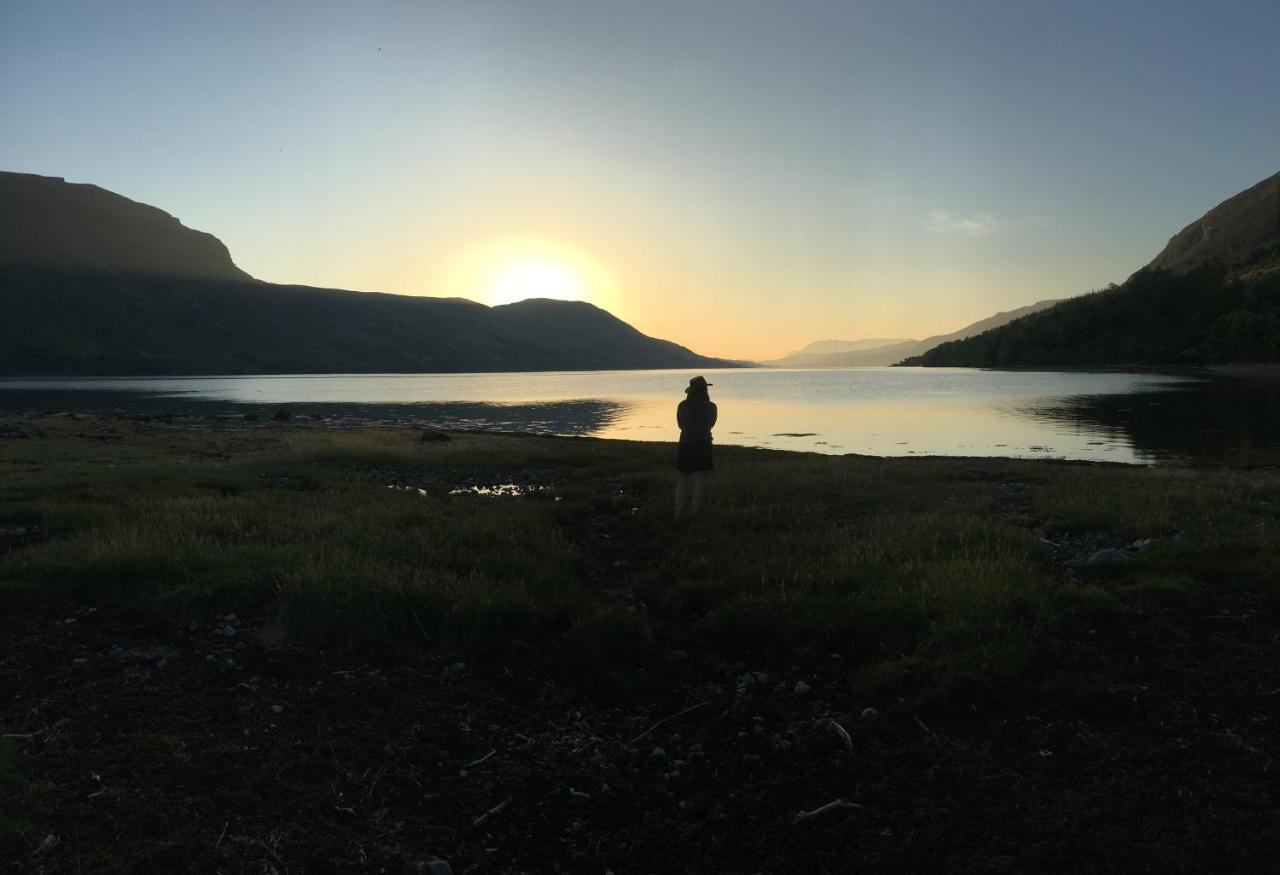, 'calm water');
3,368,1279,465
